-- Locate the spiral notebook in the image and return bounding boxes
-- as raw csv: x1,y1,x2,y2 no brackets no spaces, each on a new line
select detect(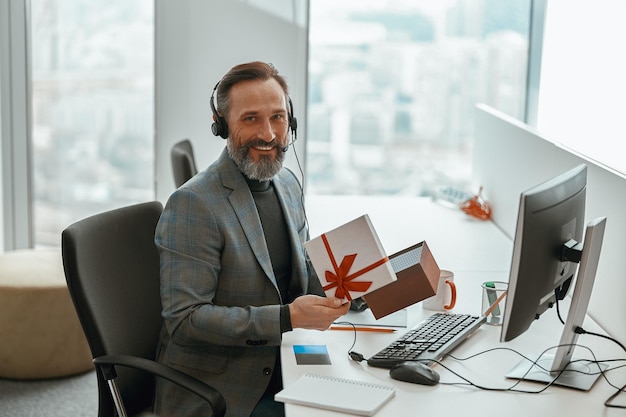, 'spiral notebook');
275,373,396,416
